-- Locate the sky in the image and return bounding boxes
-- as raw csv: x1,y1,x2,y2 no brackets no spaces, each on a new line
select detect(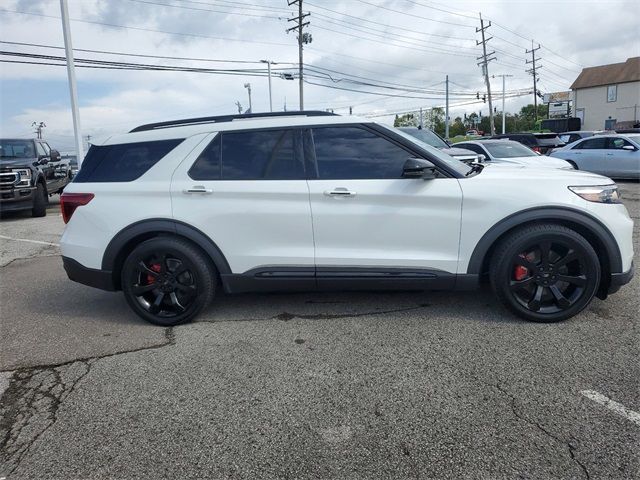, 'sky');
0,0,639,153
